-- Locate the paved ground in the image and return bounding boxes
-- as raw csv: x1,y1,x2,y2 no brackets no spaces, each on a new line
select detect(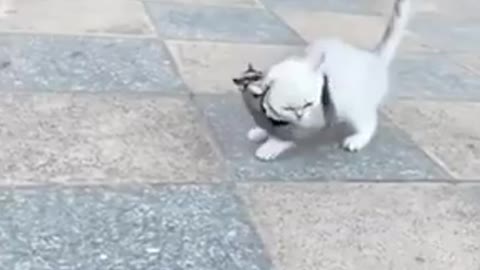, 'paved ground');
0,0,479,269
